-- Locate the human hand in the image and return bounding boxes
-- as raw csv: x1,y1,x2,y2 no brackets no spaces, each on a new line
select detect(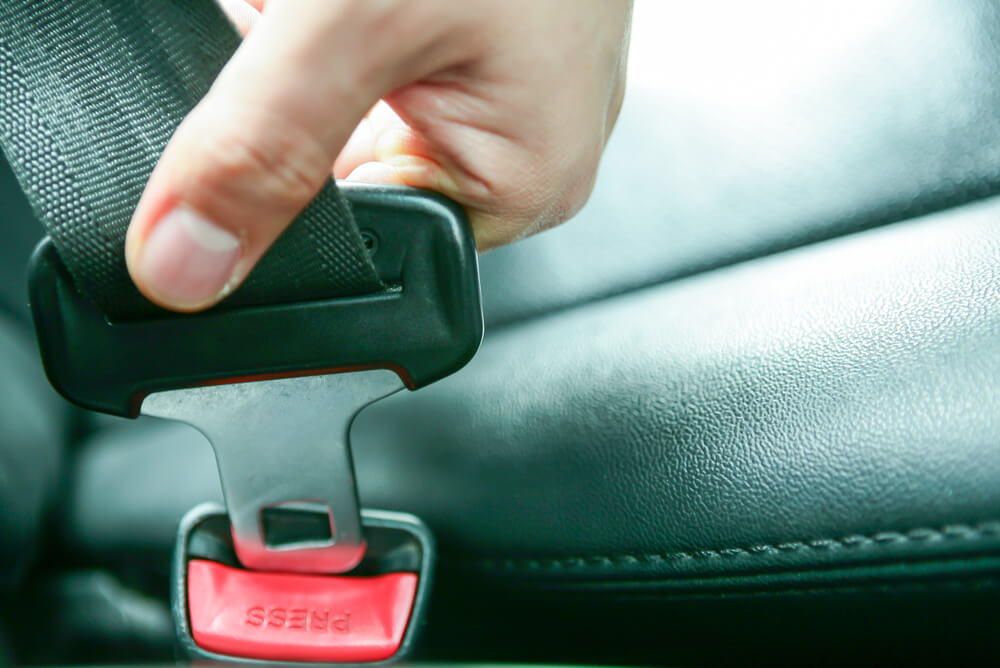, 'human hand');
125,0,633,311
